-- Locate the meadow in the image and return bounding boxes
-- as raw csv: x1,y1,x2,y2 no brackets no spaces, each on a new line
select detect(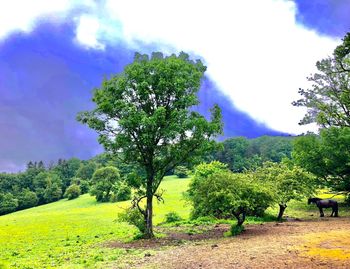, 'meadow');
0,176,190,269
0,175,348,269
